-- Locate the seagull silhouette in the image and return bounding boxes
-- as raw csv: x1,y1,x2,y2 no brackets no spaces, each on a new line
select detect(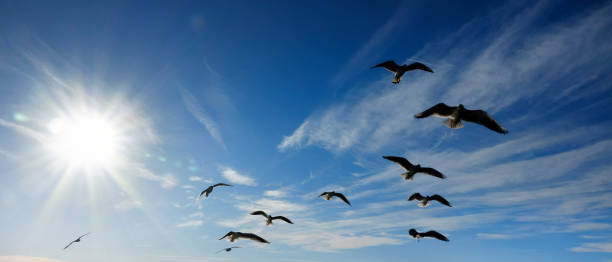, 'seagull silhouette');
409,228,449,241
382,156,446,180
64,233,90,250
371,60,433,84
415,103,508,134
250,210,293,226
319,191,352,206
219,231,270,244
216,246,241,253
200,183,232,198
408,193,452,207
